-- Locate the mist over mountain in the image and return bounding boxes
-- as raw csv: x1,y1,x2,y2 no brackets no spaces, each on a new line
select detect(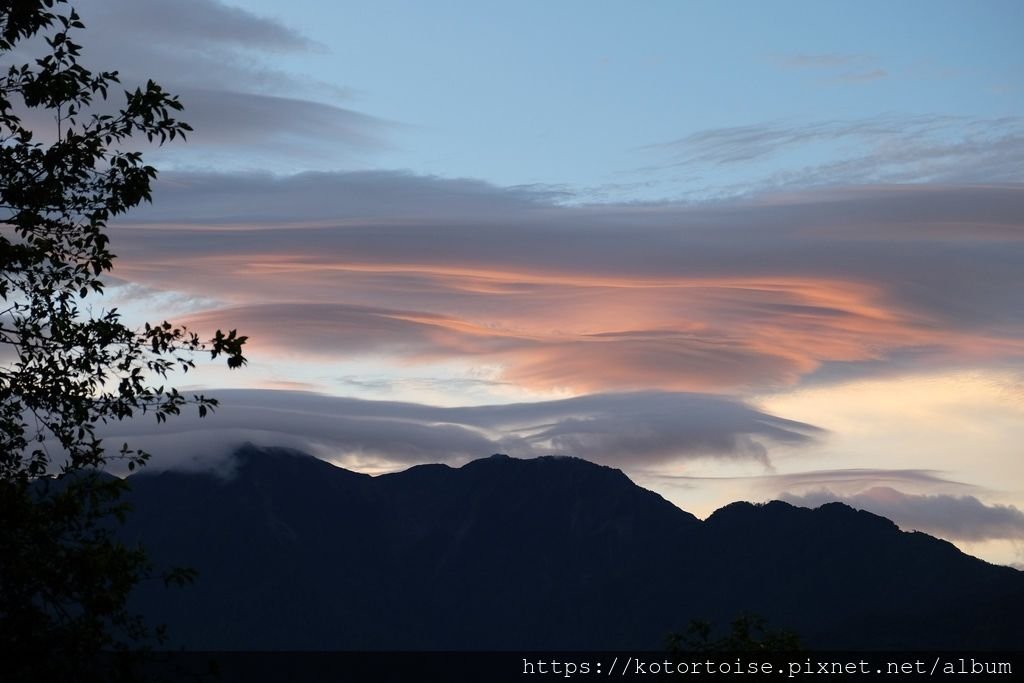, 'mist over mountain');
122,444,1024,650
